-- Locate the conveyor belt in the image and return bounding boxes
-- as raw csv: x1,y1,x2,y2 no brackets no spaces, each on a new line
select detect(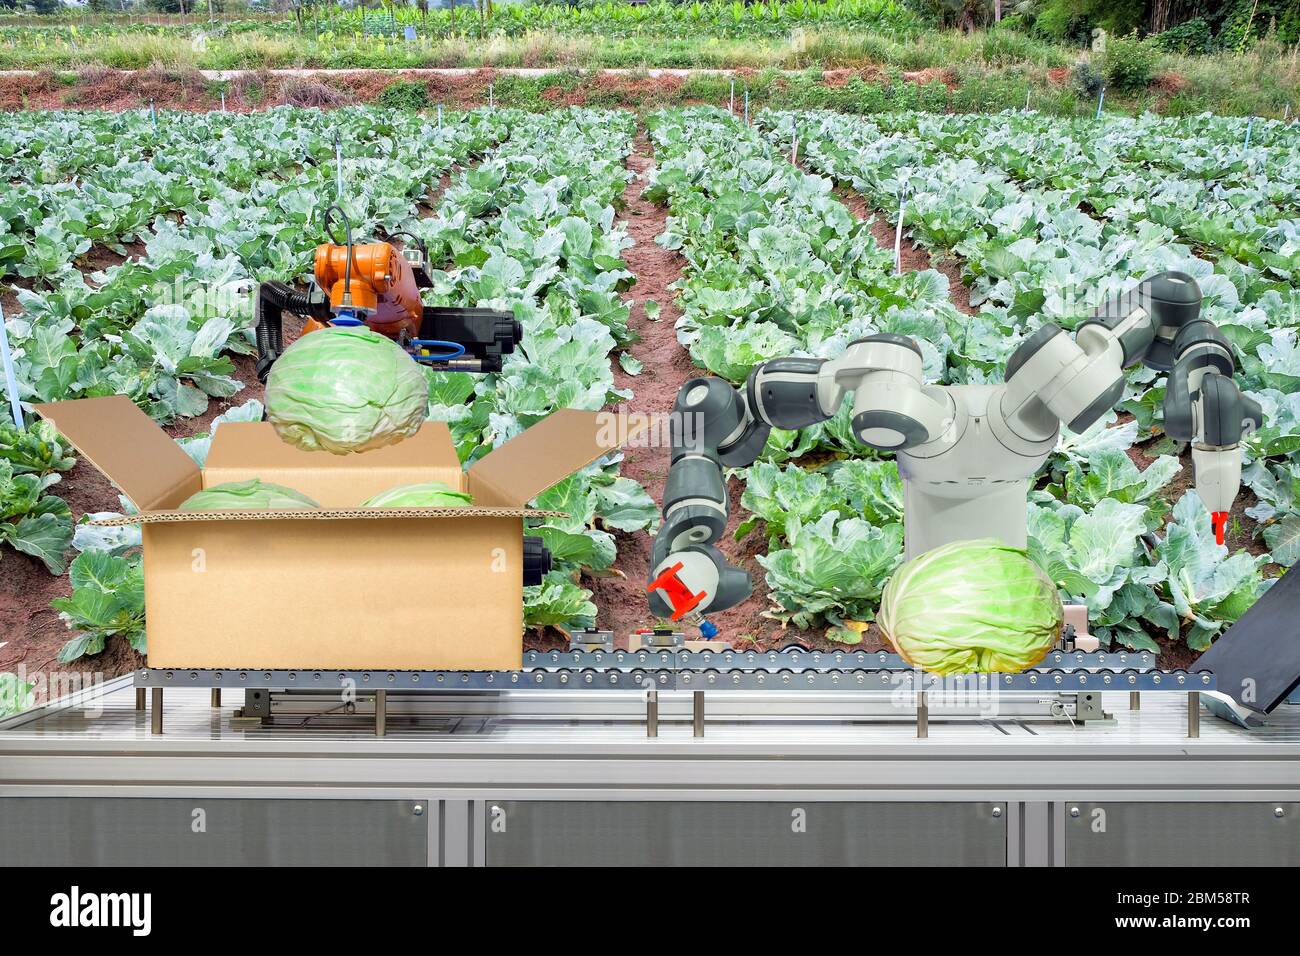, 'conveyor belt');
133,665,1206,692
521,646,1156,672
4,677,1300,868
